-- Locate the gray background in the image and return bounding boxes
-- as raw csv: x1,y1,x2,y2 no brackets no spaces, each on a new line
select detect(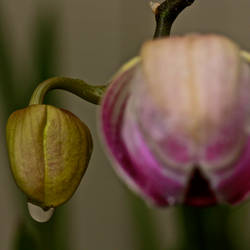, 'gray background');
0,0,250,249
